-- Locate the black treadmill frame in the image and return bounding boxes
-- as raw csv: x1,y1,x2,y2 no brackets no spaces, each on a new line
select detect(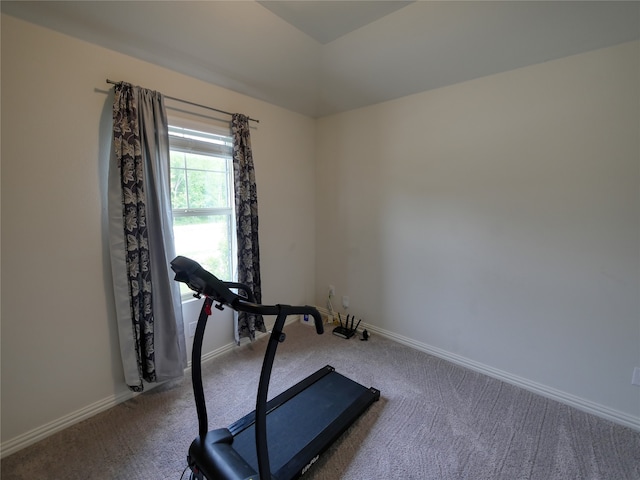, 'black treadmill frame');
171,256,380,480
228,365,380,479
